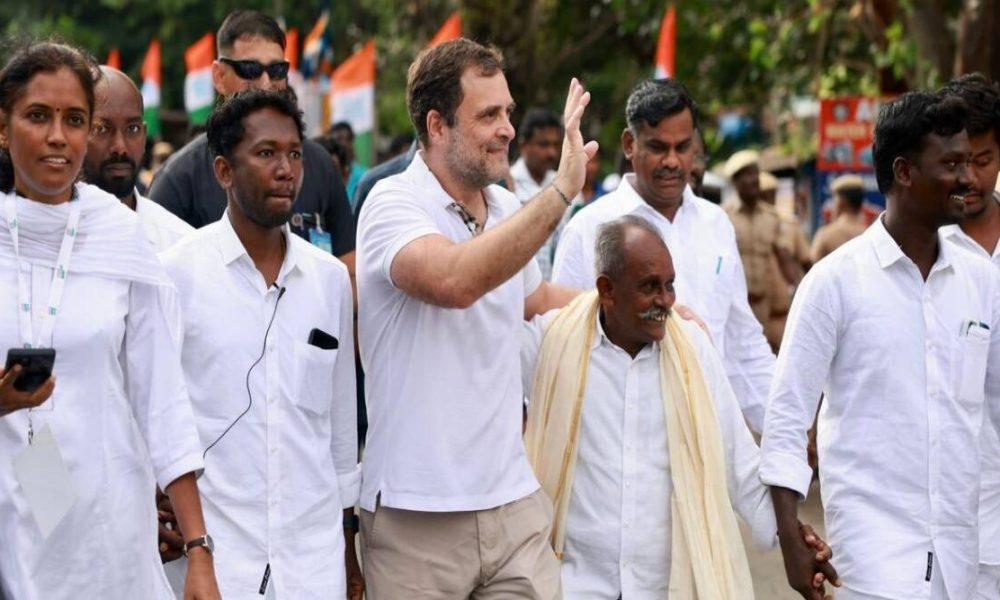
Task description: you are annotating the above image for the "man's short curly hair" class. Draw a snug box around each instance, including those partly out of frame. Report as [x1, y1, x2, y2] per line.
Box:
[206, 89, 304, 162]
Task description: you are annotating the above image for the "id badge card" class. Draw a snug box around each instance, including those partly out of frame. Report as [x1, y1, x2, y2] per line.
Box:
[12, 424, 77, 538]
[309, 229, 333, 254]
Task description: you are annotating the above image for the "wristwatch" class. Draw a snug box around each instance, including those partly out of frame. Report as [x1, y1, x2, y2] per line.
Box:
[183, 534, 215, 557]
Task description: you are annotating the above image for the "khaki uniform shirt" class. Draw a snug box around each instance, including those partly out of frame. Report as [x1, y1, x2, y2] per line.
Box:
[725, 202, 788, 324]
[810, 212, 868, 263]
[764, 215, 811, 349]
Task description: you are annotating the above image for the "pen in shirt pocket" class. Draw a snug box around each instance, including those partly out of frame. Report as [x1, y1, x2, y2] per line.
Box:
[962, 319, 991, 336]
[715, 256, 722, 275]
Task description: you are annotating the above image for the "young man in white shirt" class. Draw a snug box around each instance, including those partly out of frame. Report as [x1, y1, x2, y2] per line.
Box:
[939, 73, 1000, 600]
[522, 216, 835, 600]
[83, 67, 193, 252]
[762, 91, 1000, 600]
[356, 39, 594, 598]
[159, 90, 362, 599]
[553, 79, 774, 434]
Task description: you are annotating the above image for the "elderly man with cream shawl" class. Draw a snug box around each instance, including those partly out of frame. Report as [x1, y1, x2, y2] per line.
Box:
[522, 215, 833, 599]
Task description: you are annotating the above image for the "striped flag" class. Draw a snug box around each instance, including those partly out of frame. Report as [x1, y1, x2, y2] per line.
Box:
[184, 33, 215, 125]
[329, 40, 376, 167]
[654, 5, 676, 78]
[105, 47, 121, 69]
[302, 11, 331, 79]
[428, 12, 462, 49]
[141, 39, 162, 138]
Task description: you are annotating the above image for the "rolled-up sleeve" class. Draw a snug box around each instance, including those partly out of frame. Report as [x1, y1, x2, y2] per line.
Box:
[759, 266, 839, 500]
[331, 267, 361, 507]
[124, 282, 204, 490]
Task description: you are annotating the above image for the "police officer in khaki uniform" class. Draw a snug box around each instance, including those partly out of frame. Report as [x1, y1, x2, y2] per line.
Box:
[810, 174, 869, 263]
[758, 171, 810, 349]
[723, 150, 799, 328]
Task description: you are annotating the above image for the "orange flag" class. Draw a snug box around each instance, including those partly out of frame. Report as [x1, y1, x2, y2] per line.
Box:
[654, 5, 676, 78]
[105, 47, 121, 69]
[428, 12, 462, 49]
[285, 27, 300, 72]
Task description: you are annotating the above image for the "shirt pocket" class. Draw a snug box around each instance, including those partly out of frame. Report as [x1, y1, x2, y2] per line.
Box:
[291, 340, 338, 417]
[958, 327, 990, 405]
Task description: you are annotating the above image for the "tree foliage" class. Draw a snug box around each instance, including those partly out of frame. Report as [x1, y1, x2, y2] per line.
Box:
[2, 0, 997, 158]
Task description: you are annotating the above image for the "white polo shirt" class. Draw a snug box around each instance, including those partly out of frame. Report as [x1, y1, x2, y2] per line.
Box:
[356, 151, 543, 513]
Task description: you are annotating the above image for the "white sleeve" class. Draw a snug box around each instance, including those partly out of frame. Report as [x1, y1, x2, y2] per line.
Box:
[523, 256, 543, 298]
[759, 266, 840, 499]
[124, 282, 204, 490]
[721, 246, 775, 434]
[520, 311, 554, 397]
[330, 269, 360, 507]
[690, 323, 777, 550]
[551, 220, 596, 290]
[357, 186, 439, 288]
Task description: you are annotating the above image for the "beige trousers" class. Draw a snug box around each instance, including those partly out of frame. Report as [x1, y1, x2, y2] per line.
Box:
[360, 488, 562, 599]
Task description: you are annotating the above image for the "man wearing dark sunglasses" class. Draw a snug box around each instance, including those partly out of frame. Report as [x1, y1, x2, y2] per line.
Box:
[150, 10, 356, 276]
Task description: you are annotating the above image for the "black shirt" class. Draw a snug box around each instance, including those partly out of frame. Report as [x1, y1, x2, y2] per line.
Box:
[149, 133, 356, 256]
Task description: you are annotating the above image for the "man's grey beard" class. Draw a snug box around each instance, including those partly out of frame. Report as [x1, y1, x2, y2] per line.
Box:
[445, 142, 506, 190]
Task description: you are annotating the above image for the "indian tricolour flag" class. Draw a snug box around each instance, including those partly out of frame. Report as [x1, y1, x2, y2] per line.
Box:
[329, 40, 375, 167]
[184, 33, 215, 125]
[141, 39, 161, 138]
[654, 5, 676, 78]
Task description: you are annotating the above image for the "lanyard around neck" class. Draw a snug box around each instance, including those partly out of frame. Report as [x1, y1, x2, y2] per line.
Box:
[4, 194, 82, 349]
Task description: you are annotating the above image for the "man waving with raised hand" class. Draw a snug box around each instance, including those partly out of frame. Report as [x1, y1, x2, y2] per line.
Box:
[355, 38, 595, 599]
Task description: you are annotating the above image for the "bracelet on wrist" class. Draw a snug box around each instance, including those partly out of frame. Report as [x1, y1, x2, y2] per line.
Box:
[551, 182, 571, 206]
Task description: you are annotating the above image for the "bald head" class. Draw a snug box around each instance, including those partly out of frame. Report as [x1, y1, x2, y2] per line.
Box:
[97, 66, 143, 113]
[84, 67, 147, 203]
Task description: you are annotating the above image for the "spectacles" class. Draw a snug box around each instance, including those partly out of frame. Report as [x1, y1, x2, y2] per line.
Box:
[219, 58, 290, 81]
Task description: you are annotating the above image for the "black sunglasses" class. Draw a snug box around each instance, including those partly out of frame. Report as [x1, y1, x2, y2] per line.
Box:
[219, 58, 290, 81]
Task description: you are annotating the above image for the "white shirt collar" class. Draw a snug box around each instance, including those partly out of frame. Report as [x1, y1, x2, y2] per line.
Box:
[510, 156, 553, 188]
[867, 214, 955, 274]
[214, 210, 305, 279]
[594, 307, 658, 357]
[616, 173, 697, 222]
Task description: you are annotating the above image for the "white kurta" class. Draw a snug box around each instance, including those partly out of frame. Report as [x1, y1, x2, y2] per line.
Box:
[521, 314, 777, 599]
[0, 194, 203, 599]
[159, 215, 360, 599]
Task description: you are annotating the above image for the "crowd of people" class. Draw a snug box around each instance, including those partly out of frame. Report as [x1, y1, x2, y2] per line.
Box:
[0, 8, 998, 600]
